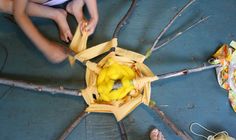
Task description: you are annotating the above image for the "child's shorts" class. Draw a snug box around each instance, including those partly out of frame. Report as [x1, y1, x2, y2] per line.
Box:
[43, 0, 70, 6]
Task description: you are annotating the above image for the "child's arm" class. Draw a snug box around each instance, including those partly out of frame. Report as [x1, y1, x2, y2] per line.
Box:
[83, 0, 99, 35]
[13, 0, 67, 63]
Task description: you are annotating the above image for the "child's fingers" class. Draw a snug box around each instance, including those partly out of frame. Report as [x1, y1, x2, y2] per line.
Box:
[62, 35, 68, 43]
[79, 19, 97, 35]
[63, 31, 73, 43]
[87, 28, 95, 36]
[80, 21, 88, 33]
[68, 31, 73, 41]
[65, 36, 69, 43]
[85, 21, 97, 35]
[86, 25, 95, 36]
[64, 33, 70, 43]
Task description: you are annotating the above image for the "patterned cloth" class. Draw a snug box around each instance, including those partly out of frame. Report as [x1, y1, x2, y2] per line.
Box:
[209, 41, 236, 112]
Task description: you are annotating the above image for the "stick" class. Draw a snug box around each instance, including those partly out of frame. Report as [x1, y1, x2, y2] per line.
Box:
[146, 0, 195, 57]
[58, 111, 89, 140]
[152, 16, 210, 52]
[149, 102, 192, 140]
[0, 77, 81, 96]
[112, 64, 220, 89]
[151, 0, 195, 51]
[112, 0, 137, 38]
[118, 121, 128, 140]
[157, 63, 220, 80]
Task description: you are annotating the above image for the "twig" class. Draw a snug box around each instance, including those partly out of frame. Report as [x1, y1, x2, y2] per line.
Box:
[113, 64, 220, 88]
[146, 0, 195, 57]
[152, 16, 210, 52]
[151, 0, 195, 50]
[157, 63, 220, 80]
[112, 0, 137, 38]
[58, 111, 89, 140]
[149, 102, 192, 140]
[118, 121, 128, 140]
[0, 77, 81, 96]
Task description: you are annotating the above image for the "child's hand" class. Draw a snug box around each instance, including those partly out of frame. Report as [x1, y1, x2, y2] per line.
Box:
[85, 18, 98, 36]
[66, 0, 99, 36]
[12, 1, 69, 63]
[80, 18, 98, 35]
[43, 41, 68, 63]
[84, 0, 99, 35]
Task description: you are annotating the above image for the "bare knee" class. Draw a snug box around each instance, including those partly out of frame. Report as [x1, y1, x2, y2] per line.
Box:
[0, 0, 13, 14]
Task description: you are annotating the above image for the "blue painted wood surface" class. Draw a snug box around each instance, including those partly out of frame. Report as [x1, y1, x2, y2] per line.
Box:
[0, 0, 236, 139]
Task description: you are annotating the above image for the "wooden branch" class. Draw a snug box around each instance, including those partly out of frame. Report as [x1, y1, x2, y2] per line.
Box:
[152, 16, 210, 52]
[118, 121, 128, 140]
[157, 63, 220, 80]
[112, 0, 137, 38]
[149, 102, 192, 140]
[0, 77, 81, 96]
[146, 0, 195, 57]
[113, 64, 219, 89]
[151, 0, 195, 51]
[58, 111, 89, 140]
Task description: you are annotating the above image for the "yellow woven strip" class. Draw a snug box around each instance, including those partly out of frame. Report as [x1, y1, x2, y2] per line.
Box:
[133, 62, 157, 105]
[112, 56, 134, 66]
[85, 68, 98, 87]
[115, 47, 146, 63]
[112, 94, 142, 121]
[86, 104, 115, 113]
[133, 76, 158, 91]
[81, 87, 96, 105]
[97, 52, 116, 67]
[142, 83, 151, 105]
[68, 56, 76, 66]
[70, 26, 81, 53]
[74, 38, 118, 62]
[77, 32, 88, 52]
[85, 68, 91, 86]
[85, 61, 101, 74]
[69, 24, 88, 65]
[212, 44, 229, 59]
[69, 25, 88, 53]
[135, 62, 156, 77]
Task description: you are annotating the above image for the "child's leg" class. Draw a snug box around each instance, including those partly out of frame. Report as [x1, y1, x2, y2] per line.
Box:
[0, 0, 72, 42]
